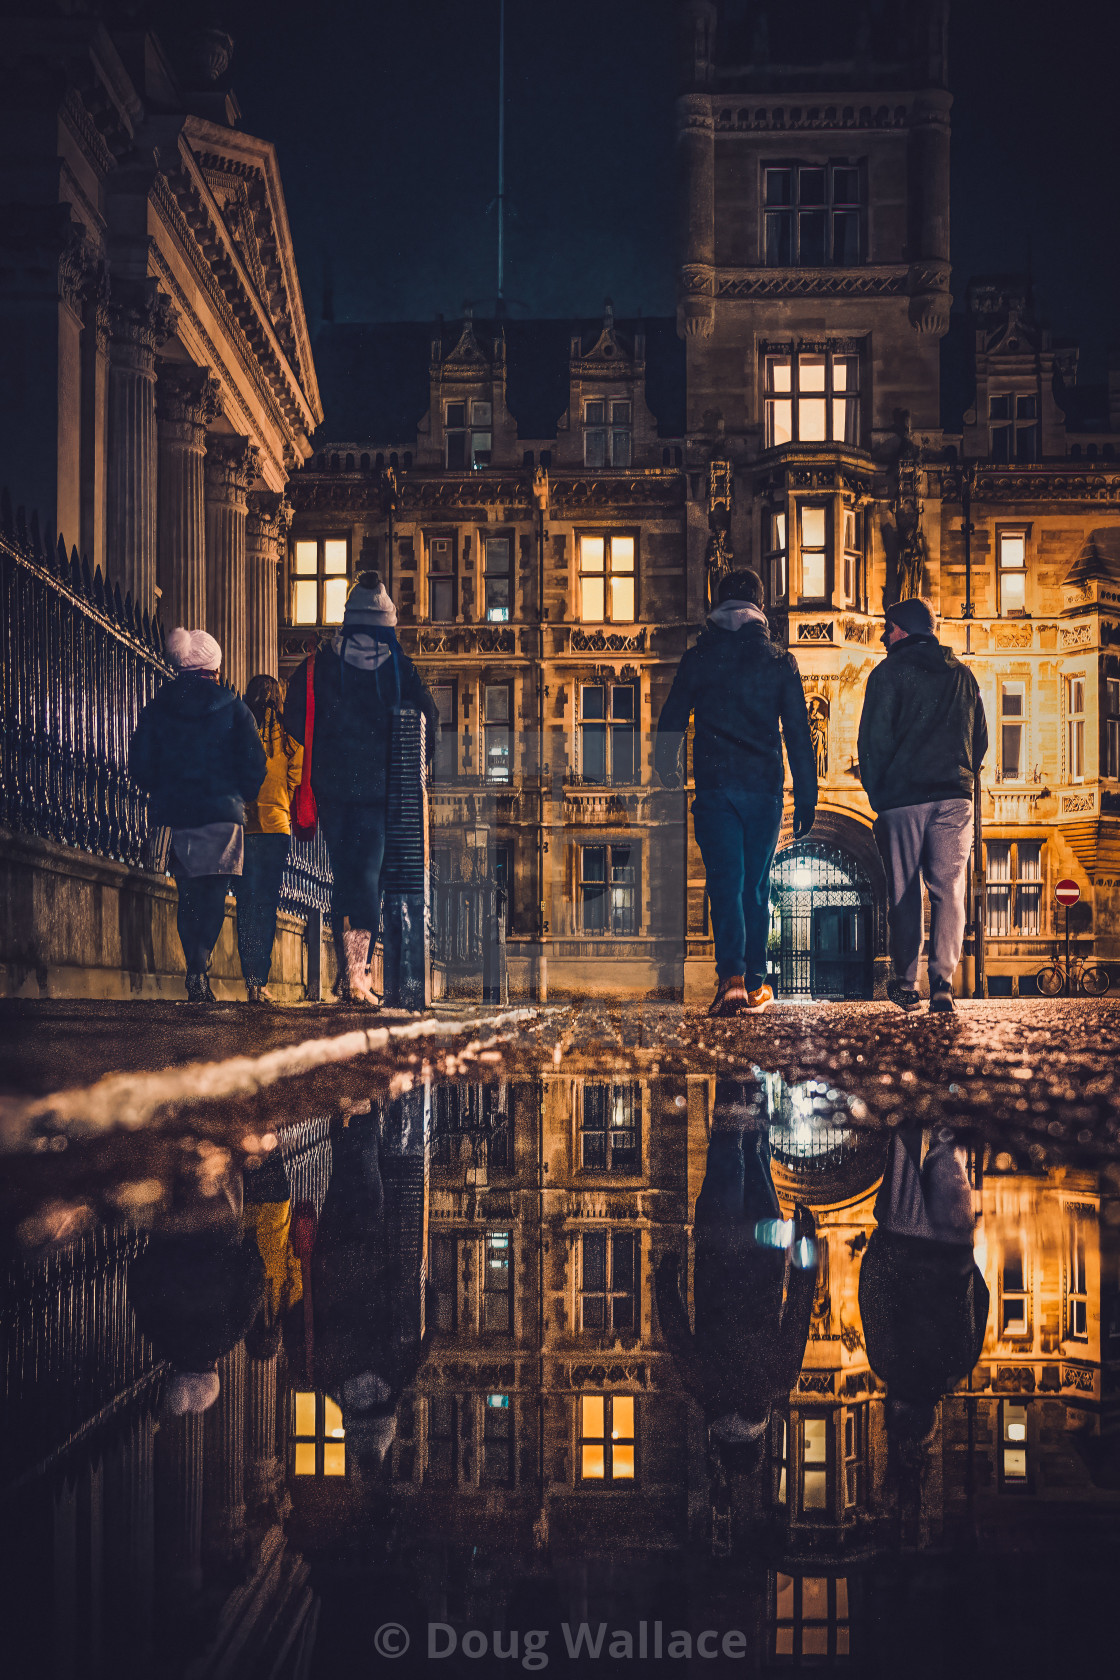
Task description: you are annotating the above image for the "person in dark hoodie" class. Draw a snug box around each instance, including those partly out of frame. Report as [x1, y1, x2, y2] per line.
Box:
[284, 573, 439, 1005]
[858, 1122, 989, 1465]
[857, 597, 988, 1013]
[655, 570, 817, 1017]
[286, 1103, 432, 1478]
[130, 628, 267, 1003]
[656, 1080, 818, 1471]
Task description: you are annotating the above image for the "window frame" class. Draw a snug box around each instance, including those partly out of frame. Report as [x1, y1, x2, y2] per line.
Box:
[999, 1400, 1030, 1491]
[772, 1572, 851, 1662]
[1066, 674, 1087, 783]
[797, 502, 831, 602]
[578, 840, 640, 936]
[290, 1389, 346, 1479]
[580, 1229, 640, 1334]
[578, 681, 639, 786]
[984, 839, 1043, 939]
[842, 1404, 867, 1510]
[763, 349, 861, 449]
[764, 506, 789, 603]
[577, 531, 637, 624]
[583, 397, 632, 468]
[1066, 1209, 1089, 1343]
[998, 680, 1027, 783]
[445, 398, 492, 469]
[579, 1082, 642, 1175]
[996, 527, 1029, 617]
[762, 162, 863, 267]
[798, 1411, 831, 1516]
[290, 535, 350, 628]
[842, 505, 863, 607]
[577, 1392, 637, 1485]
[429, 680, 458, 783]
[483, 682, 513, 785]
[989, 393, 1039, 462]
[482, 533, 513, 624]
[1106, 677, 1120, 780]
[426, 533, 458, 622]
[999, 1232, 1031, 1340]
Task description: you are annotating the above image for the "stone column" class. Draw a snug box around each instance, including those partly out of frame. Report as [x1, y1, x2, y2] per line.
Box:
[203, 1341, 247, 1567]
[245, 1350, 281, 1511]
[156, 365, 219, 634]
[245, 491, 288, 679]
[103, 1409, 156, 1672]
[676, 92, 715, 341]
[106, 281, 176, 614]
[155, 1410, 205, 1599]
[79, 268, 111, 576]
[204, 436, 258, 693]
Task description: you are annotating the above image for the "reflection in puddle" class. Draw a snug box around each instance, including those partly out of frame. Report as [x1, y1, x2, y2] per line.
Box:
[4, 1069, 1120, 1675]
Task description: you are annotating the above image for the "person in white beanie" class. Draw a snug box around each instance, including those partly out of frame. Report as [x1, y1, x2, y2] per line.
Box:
[130, 628, 266, 1001]
[283, 573, 438, 1006]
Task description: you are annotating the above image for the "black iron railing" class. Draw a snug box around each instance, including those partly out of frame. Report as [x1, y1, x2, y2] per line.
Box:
[0, 504, 171, 866]
[279, 827, 333, 921]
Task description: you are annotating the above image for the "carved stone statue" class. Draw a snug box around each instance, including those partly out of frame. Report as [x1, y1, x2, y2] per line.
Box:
[807, 696, 829, 780]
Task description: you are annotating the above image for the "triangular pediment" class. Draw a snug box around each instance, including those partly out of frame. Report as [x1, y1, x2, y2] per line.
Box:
[442, 317, 490, 367]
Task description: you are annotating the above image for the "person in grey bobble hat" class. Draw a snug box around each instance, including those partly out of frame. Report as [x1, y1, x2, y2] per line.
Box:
[284, 573, 439, 1005]
[858, 597, 988, 1013]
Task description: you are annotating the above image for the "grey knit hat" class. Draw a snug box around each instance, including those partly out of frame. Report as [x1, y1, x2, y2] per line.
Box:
[884, 597, 936, 639]
[343, 570, 397, 628]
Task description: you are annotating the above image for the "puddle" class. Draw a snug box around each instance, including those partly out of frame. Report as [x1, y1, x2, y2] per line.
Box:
[3, 1058, 1120, 1676]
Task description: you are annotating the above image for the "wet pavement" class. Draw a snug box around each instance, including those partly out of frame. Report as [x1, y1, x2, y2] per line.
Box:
[3, 999, 1120, 1676]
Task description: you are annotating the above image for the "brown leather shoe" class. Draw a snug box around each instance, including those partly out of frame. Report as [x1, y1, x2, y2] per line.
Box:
[743, 983, 774, 1013]
[709, 975, 748, 1017]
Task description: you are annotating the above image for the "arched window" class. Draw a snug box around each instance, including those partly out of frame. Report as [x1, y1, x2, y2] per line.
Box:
[360, 452, 370, 470]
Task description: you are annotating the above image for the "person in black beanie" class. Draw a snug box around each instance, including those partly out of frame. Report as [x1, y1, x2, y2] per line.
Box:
[857, 597, 988, 1013]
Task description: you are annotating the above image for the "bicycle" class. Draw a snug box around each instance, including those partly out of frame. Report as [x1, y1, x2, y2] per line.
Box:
[1035, 954, 1111, 997]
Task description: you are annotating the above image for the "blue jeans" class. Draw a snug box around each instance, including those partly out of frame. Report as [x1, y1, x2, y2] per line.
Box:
[692, 788, 783, 986]
[232, 833, 290, 984]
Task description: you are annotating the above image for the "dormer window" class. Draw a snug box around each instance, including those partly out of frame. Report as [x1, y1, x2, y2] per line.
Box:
[446, 399, 492, 469]
[584, 399, 631, 468]
[990, 394, 1038, 461]
[764, 165, 861, 267]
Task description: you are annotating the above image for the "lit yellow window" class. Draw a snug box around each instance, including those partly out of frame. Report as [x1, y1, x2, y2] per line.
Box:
[291, 1389, 346, 1477]
[290, 536, 350, 626]
[578, 534, 636, 624]
[579, 1393, 635, 1482]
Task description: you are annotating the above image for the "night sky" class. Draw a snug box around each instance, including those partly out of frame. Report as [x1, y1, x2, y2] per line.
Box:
[207, 0, 1119, 381]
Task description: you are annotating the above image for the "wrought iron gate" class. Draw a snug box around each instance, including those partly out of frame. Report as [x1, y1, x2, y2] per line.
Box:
[769, 841, 874, 1000]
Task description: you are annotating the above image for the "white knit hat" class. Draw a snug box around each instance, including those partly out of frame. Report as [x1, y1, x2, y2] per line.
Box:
[343, 572, 397, 629]
[166, 627, 222, 672]
[162, 1370, 221, 1415]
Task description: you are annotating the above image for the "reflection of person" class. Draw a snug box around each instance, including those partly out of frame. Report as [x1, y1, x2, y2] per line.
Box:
[655, 569, 817, 1018]
[859, 1124, 990, 1456]
[857, 598, 988, 1014]
[233, 675, 302, 1004]
[128, 1200, 265, 1416]
[242, 1147, 303, 1356]
[289, 1109, 431, 1475]
[656, 1081, 818, 1469]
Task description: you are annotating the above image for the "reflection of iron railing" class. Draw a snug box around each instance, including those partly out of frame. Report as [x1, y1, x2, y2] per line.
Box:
[0, 512, 172, 866]
[430, 871, 508, 1001]
[1, 1225, 160, 1489]
[278, 828, 334, 920]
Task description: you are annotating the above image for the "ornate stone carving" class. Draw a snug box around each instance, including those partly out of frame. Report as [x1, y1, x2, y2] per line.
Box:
[797, 1371, 835, 1394]
[1060, 623, 1092, 647]
[797, 621, 834, 642]
[993, 624, 1033, 650]
[570, 628, 646, 654]
[808, 695, 829, 779]
[1061, 1364, 1095, 1393]
[714, 101, 910, 133]
[156, 364, 221, 432]
[719, 267, 906, 299]
[1061, 793, 1095, 814]
[108, 283, 178, 365]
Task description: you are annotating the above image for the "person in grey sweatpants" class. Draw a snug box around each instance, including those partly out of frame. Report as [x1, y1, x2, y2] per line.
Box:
[858, 598, 988, 1013]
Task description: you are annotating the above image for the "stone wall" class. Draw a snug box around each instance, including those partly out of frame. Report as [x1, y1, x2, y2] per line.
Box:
[0, 829, 337, 1002]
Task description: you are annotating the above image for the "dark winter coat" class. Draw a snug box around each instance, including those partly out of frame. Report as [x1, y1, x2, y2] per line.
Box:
[128, 1231, 265, 1371]
[654, 618, 817, 806]
[130, 675, 267, 827]
[857, 634, 988, 813]
[283, 642, 440, 805]
[656, 1245, 817, 1422]
[858, 1228, 990, 1404]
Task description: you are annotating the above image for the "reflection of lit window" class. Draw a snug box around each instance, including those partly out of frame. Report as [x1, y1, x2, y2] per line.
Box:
[579, 844, 638, 935]
[801, 1415, 828, 1511]
[772, 1412, 788, 1505]
[484, 684, 512, 784]
[581, 1231, 639, 1331]
[1067, 1212, 1088, 1341]
[430, 682, 457, 782]
[579, 1394, 635, 1482]
[843, 1406, 865, 1508]
[1000, 1235, 1029, 1337]
[986, 841, 1042, 938]
[997, 529, 1027, 615]
[426, 1395, 460, 1483]
[580, 683, 638, 786]
[291, 537, 348, 626]
[773, 1573, 850, 1660]
[1001, 1401, 1029, 1486]
[483, 1393, 513, 1484]
[581, 1084, 640, 1172]
[482, 1230, 512, 1332]
[578, 534, 636, 622]
[483, 536, 511, 622]
[291, 1390, 345, 1477]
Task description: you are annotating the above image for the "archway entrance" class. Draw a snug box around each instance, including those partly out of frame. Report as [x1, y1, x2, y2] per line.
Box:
[769, 841, 875, 1000]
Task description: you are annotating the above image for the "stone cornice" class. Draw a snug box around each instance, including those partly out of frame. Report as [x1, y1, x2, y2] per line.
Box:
[205, 435, 259, 501]
[288, 470, 686, 517]
[709, 92, 916, 131]
[953, 466, 1120, 504]
[717, 265, 909, 299]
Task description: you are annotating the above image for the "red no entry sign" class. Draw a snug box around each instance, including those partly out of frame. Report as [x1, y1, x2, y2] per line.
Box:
[1055, 878, 1081, 907]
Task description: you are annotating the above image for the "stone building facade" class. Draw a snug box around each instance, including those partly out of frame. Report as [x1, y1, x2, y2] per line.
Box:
[0, 11, 322, 691]
[287, 313, 690, 1000]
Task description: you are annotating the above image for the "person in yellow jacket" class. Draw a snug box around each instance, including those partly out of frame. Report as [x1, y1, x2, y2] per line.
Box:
[233, 675, 303, 1003]
[242, 1148, 303, 1368]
